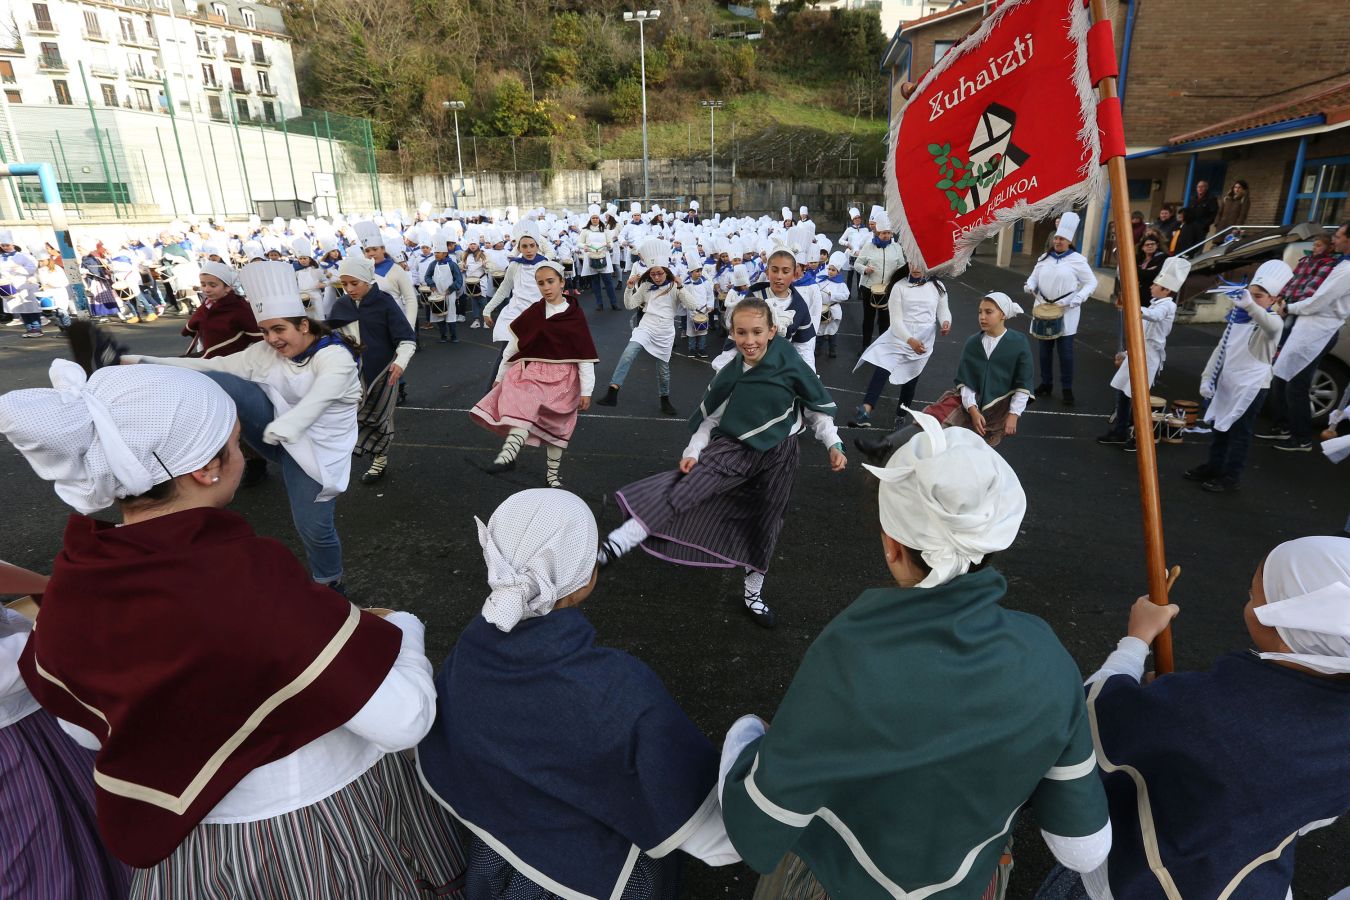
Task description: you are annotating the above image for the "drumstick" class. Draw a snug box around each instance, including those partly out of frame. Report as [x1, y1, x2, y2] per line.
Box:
[1165, 565, 1181, 592]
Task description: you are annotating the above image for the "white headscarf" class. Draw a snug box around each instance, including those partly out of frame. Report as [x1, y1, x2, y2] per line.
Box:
[1255, 536, 1350, 675]
[985, 291, 1025, 320]
[863, 407, 1026, 588]
[477, 489, 599, 632]
[337, 254, 375, 284]
[0, 360, 237, 514]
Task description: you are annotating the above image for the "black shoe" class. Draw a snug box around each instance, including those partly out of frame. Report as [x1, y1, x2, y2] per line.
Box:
[660, 395, 679, 417]
[327, 580, 347, 597]
[1274, 438, 1313, 452]
[438, 337, 449, 343]
[597, 385, 619, 407]
[241, 458, 268, 487]
[1034, 384, 1052, 398]
[1096, 432, 1128, 445]
[1202, 476, 1240, 492]
[1256, 426, 1291, 440]
[65, 319, 129, 375]
[1061, 389, 1075, 406]
[1183, 464, 1217, 482]
[1123, 437, 1138, 452]
[484, 458, 517, 475]
[396, 386, 407, 407]
[743, 592, 776, 629]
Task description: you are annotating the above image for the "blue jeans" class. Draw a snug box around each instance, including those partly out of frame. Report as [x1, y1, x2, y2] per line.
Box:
[203, 372, 344, 584]
[121, 288, 156, 318]
[1106, 389, 1132, 437]
[1207, 388, 1267, 481]
[1038, 334, 1075, 389]
[688, 333, 706, 354]
[609, 340, 670, 396]
[591, 272, 618, 309]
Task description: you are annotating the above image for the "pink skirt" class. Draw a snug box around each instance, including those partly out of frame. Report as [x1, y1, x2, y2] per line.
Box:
[471, 360, 581, 449]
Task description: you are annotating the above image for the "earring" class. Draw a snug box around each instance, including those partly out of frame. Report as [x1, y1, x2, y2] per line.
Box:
[212, 476, 220, 483]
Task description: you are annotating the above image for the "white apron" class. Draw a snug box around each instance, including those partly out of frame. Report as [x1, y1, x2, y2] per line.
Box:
[855, 281, 942, 385]
[428, 260, 459, 324]
[1110, 300, 1175, 397]
[1273, 315, 1341, 380]
[1, 252, 39, 315]
[492, 259, 543, 342]
[580, 229, 612, 277]
[681, 279, 713, 337]
[295, 267, 324, 309]
[1204, 322, 1271, 431]
[259, 350, 358, 501]
[631, 283, 681, 363]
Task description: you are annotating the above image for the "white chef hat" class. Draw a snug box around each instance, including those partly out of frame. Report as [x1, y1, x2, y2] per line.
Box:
[798, 205, 809, 217]
[683, 247, 703, 272]
[241, 241, 266, 262]
[863, 407, 1026, 588]
[587, 204, 601, 218]
[984, 291, 1024, 320]
[781, 206, 792, 221]
[629, 201, 642, 215]
[0, 228, 14, 245]
[638, 237, 673, 270]
[240, 260, 305, 322]
[317, 236, 339, 255]
[512, 219, 543, 245]
[689, 200, 699, 212]
[477, 489, 598, 632]
[1152, 256, 1191, 294]
[337, 254, 376, 284]
[418, 200, 433, 217]
[199, 261, 238, 288]
[872, 208, 893, 232]
[849, 207, 861, 219]
[731, 264, 750, 288]
[290, 236, 312, 259]
[432, 226, 457, 252]
[0, 360, 237, 514]
[1054, 212, 1081, 243]
[353, 220, 383, 250]
[1256, 536, 1350, 674]
[828, 251, 847, 271]
[1250, 259, 1294, 297]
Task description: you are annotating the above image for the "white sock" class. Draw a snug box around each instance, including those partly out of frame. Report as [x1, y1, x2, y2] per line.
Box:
[494, 428, 528, 465]
[598, 518, 649, 564]
[546, 445, 563, 487]
[743, 569, 768, 611]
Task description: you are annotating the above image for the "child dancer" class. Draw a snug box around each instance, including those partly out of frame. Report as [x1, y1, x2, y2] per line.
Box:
[1182, 260, 1293, 492]
[471, 260, 597, 488]
[598, 297, 847, 628]
[596, 238, 699, 416]
[423, 228, 464, 344]
[680, 248, 715, 359]
[817, 251, 848, 360]
[713, 245, 817, 372]
[1096, 256, 1186, 450]
[852, 265, 951, 429]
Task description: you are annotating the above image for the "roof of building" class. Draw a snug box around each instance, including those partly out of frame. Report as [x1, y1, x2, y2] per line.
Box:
[894, 0, 983, 36]
[1168, 76, 1350, 145]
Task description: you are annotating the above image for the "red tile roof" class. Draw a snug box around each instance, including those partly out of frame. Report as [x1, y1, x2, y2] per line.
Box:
[1169, 77, 1350, 145]
[896, 1, 983, 34]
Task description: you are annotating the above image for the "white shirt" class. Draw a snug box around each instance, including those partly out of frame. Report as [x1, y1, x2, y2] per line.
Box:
[61, 611, 437, 824]
[0, 608, 39, 729]
[958, 331, 1030, 416]
[1025, 252, 1098, 337]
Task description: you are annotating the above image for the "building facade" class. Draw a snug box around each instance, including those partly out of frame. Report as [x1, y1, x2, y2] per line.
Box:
[0, 0, 298, 125]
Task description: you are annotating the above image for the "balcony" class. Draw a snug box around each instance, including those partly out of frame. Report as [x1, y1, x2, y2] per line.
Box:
[38, 54, 68, 72]
[202, 80, 222, 90]
[222, 48, 243, 62]
[89, 63, 120, 78]
[121, 33, 159, 50]
[256, 85, 276, 97]
[27, 19, 58, 36]
[83, 28, 109, 42]
[229, 82, 249, 93]
[125, 67, 163, 83]
[252, 52, 271, 67]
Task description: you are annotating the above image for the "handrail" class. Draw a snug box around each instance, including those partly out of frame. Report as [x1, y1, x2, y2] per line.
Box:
[1174, 224, 1284, 259]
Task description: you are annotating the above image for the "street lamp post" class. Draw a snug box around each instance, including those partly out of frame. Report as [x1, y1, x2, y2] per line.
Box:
[700, 99, 722, 212]
[442, 100, 465, 210]
[623, 9, 660, 206]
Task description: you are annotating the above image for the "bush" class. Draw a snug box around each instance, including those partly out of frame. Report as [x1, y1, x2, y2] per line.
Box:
[610, 78, 644, 125]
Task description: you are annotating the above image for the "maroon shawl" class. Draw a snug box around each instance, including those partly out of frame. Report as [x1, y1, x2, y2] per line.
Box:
[18, 508, 401, 867]
[508, 298, 598, 364]
[182, 292, 261, 358]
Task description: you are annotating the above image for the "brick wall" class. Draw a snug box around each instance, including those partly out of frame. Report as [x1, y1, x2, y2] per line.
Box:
[1219, 129, 1350, 224]
[1122, 0, 1350, 145]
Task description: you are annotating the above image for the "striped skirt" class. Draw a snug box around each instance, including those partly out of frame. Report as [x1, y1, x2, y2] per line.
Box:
[465, 836, 680, 900]
[355, 365, 400, 458]
[0, 709, 130, 900]
[131, 751, 467, 899]
[615, 434, 799, 574]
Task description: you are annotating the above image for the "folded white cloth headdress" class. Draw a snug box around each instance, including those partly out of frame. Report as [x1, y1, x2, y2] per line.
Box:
[477, 489, 598, 632]
[1255, 536, 1350, 675]
[862, 407, 1026, 588]
[0, 360, 236, 514]
[985, 291, 1024, 320]
[199, 261, 238, 289]
[337, 254, 376, 284]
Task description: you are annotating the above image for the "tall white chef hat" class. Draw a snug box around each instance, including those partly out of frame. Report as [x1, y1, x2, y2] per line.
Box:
[353, 220, 383, 250]
[1152, 256, 1192, 294]
[290, 236, 312, 259]
[239, 260, 305, 322]
[780, 206, 792, 221]
[1054, 212, 1081, 244]
[1250, 259, 1294, 298]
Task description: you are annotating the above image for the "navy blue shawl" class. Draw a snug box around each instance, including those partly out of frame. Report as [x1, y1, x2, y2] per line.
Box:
[326, 286, 416, 387]
[417, 609, 719, 899]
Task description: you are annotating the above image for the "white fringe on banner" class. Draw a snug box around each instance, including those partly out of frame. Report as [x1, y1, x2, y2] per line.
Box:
[885, 0, 1105, 277]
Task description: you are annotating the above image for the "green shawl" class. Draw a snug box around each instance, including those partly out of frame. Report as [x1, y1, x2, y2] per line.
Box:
[691, 337, 836, 451]
[954, 330, 1034, 410]
[722, 568, 1107, 899]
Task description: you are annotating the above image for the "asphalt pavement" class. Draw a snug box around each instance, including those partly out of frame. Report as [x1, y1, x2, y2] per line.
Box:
[1, 265, 1347, 897]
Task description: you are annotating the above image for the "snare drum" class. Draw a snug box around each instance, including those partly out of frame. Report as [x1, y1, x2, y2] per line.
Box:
[1030, 302, 1065, 341]
[1149, 397, 1168, 442]
[1172, 400, 1199, 428]
[1163, 417, 1186, 444]
[690, 310, 710, 335]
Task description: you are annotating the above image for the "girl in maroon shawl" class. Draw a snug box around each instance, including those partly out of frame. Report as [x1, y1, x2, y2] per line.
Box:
[472, 260, 598, 488]
[0, 361, 466, 898]
[181, 260, 261, 359]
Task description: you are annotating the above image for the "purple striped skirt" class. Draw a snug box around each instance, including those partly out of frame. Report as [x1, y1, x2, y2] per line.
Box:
[0, 708, 130, 899]
[616, 434, 800, 574]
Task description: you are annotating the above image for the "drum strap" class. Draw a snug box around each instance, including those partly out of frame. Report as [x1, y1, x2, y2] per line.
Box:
[1037, 291, 1074, 304]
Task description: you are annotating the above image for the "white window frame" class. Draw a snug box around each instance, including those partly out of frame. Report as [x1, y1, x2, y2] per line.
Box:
[240, 7, 255, 29]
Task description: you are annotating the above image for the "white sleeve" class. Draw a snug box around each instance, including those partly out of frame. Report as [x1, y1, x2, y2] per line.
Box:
[718, 714, 767, 803]
[683, 413, 719, 460]
[485, 264, 516, 315]
[496, 333, 520, 383]
[128, 342, 261, 378]
[0, 628, 30, 705]
[887, 285, 912, 343]
[578, 361, 595, 397]
[341, 611, 437, 752]
[624, 283, 645, 310]
[1085, 636, 1149, 686]
[960, 386, 978, 410]
[1286, 262, 1350, 317]
[674, 801, 741, 866]
[1140, 300, 1173, 322]
[393, 340, 417, 372]
[1069, 256, 1098, 306]
[59, 718, 103, 750]
[1042, 822, 1112, 873]
[1024, 267, 1039, 297]
[937, 288, 953, 327]
[794, 339, 817, 372]
[1009, 392, 1029, 416]
[803, 407, 841, 451]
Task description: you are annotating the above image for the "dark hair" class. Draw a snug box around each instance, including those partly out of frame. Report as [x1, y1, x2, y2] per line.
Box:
[279, 316, 365, 356]
[1232, 179, 1249, 191]
[1139, 230, 1164, 249]
[121, 442, 232, 508]
[885, 264, 946, 298]
[729, 296, 774, 329]
[639, 265, 673, 286]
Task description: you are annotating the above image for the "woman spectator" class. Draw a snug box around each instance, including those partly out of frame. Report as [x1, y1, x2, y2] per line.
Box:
[1213, 179, 1251, 237]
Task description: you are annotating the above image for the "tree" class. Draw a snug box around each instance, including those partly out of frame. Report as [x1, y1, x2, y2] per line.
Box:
[610, 79, 644, 125]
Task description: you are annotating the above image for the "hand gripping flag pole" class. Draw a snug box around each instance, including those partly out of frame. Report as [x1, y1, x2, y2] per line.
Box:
[1087, 0, 1175, 673]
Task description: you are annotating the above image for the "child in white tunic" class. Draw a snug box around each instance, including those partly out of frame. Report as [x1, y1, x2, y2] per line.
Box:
[1182, 260, 1294, 492]
[1095, 257, 1185, 450]
[596, 239, 700, 417]
[852, 267, 951, 429]
[816, 252, 848, 359]
[680, 249, 715, 359]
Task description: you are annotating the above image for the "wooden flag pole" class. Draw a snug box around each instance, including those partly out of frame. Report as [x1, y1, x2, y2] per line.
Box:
[1088, 0, 1175, 673]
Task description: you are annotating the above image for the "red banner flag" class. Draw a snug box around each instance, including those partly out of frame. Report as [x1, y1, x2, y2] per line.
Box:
[886, 0, 1103, 274]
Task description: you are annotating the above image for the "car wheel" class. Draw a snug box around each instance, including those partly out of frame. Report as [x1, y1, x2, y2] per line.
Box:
[1311, 359, 1348, 424]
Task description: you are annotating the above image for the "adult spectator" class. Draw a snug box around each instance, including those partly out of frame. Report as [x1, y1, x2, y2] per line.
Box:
[1191, 180, 1220, 234]
[1130, 210, 1147, 245]
[1136, 231, 1169, 294]
[1266, 222, 1350, 451]
[1151, 205, 1179, 245]
[1213, 180, 1251, 236]
[1173, 207, 1208, 255]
